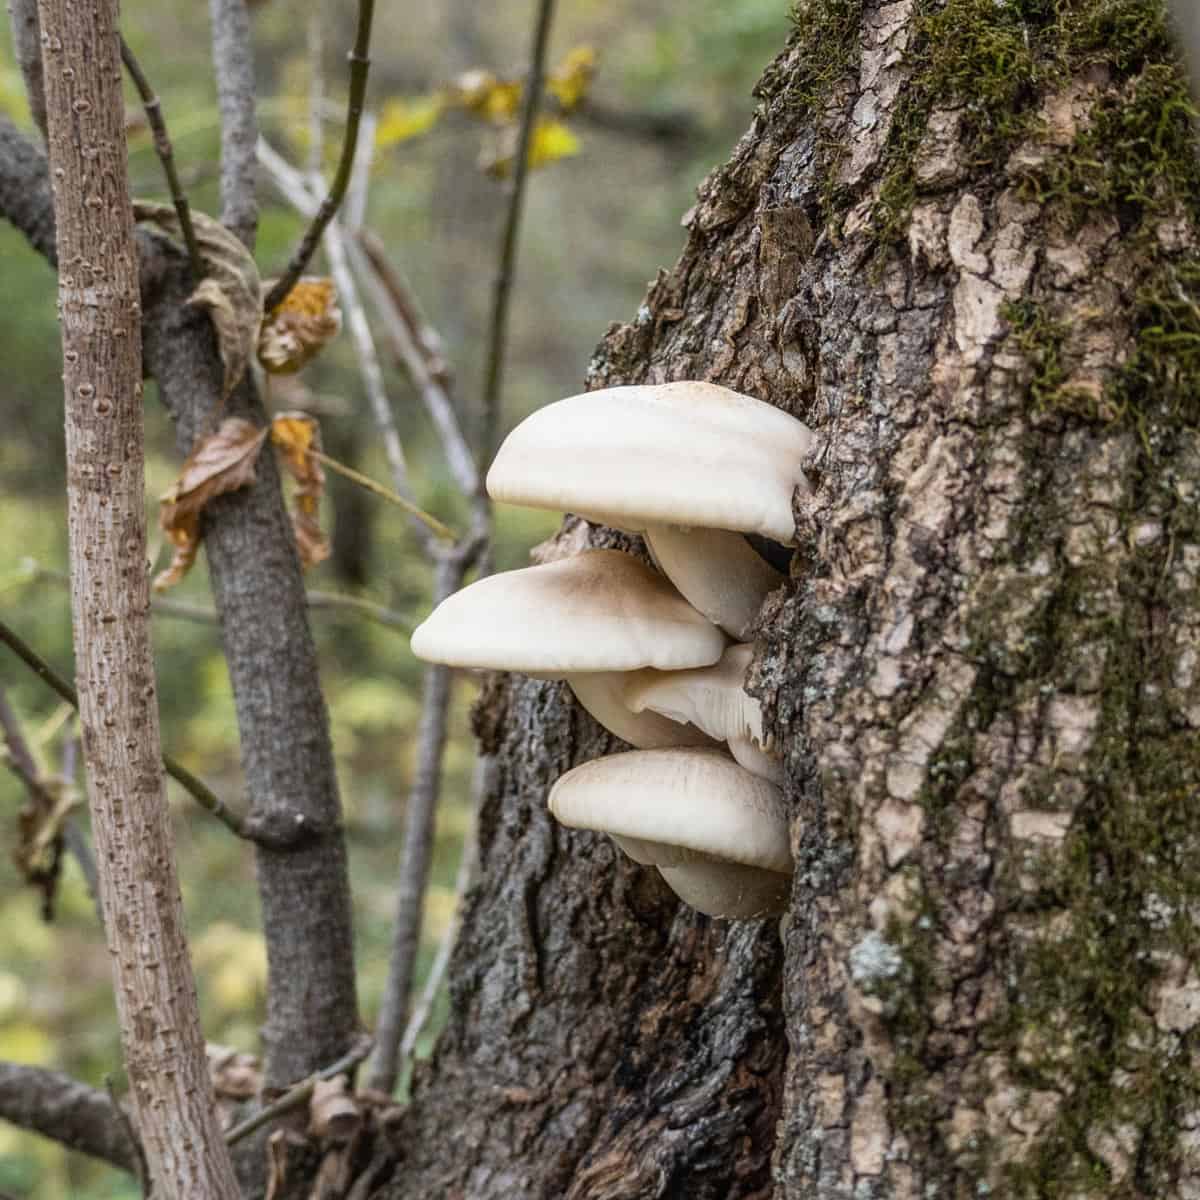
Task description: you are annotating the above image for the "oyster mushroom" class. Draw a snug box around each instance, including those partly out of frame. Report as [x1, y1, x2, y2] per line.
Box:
[409, 549, 725, 749]
[487, 381, 814, 639]
[549, 747, 792, 919]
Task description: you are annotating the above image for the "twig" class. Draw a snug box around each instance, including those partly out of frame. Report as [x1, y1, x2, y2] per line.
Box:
[104, 1076, 149, 1193]
[209, 0, 259, 248]
[257, 137, 446, 552]
[310, 447, 456, 542]
[223, 1034, 373, 1147]
[366, 556, 465, 1095]
[262, 0, 376, 311]
[354, 229, 481, 500]
[0, 619, 250, 840]
[13, 559, 413, 632]
[479, 0, 559, 468]
[345, 111, 376, 232]
[118, 35, 203, 280]
[398, 803, 478, 1063]
[59, 731, 101, 914]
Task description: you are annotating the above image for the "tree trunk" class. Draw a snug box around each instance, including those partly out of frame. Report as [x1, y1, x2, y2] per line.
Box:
[37, 0, 239, 1193]
[379, 1, 1200, 1196]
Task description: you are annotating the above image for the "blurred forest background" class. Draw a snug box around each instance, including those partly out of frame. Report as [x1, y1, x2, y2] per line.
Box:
[0, 1, 787, 1194]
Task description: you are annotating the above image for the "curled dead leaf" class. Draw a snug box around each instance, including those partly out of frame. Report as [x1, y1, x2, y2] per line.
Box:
[308, 1076, 361, 1142]
[269, 412, 331, 569]
[258, 277, 342, 375]
[14, 774, 77, 920]
[154, 418, 269, 591]
[134, 202, 263, 398]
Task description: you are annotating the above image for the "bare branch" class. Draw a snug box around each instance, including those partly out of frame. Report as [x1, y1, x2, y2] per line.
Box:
[398, 791, 480, 1064]
[6, 0, 46, 135]
[355, 229, 481, 500]
[59, 730, 101, 915]
[119, 35, 203, 279]
[366, 556, 466, 1095]
[479, 0, 559, 468]
[0, 619, 251, 839]
[209, 0, 259, 247]
[262, 0, 377, 311]
[345, 111, 376, 232]
[223, 1033, 373, 1147]
[257, 137, 439, 555]
[0, 1061, 139, 1173]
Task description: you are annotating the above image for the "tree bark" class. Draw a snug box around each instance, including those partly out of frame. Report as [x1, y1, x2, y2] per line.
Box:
[378, 1, 1200, 1196]
[37, 0, 239, 1193]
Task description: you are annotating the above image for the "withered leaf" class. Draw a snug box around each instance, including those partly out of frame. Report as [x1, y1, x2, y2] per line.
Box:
[154, 418, 269, 591]
[270, 412, 331, 569]
[14, 776, 77, 920]
[308, 1076, 362, 1142]
[133, 202, 263, 399]
[258, 277, 342, 375]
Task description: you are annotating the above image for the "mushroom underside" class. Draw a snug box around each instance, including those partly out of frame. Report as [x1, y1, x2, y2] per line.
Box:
[643, 523, 787, 641]
[562, 672, 716, 750]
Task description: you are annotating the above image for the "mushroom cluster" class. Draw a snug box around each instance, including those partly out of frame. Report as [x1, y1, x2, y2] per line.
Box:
[411, 381, 812, 919]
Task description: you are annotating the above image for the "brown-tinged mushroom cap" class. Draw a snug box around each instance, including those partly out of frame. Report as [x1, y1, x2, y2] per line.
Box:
[410, 550, 725, 748]
[486, 382, 813, 638]
[549, 747, 792, 918]
[624, 643, 782, 783]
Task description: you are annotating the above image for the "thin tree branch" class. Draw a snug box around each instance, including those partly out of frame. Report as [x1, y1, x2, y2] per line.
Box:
[479, 0, 558, 468]
[345, 111, 375, 232]
[209, 0, 259, 248]
[366, 556, 465, 1095]
[59, 730, 101, 915]
[118, 35, 203, 280]
[262, 0, 376, 311]
[257, 137, 441, 554]
[15, 558, 413, 632]
[0, 1061, 139, 1173]
[223, 1033, 373, 1147]
[6, 0, 46, 136]
[355, 229, 481, 501]
[398, 801, 478, 1064]
[0, 619, 251, 839]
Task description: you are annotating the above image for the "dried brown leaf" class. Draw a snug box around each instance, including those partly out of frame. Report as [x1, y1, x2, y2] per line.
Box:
[308, 1076, 361, 1142]
[134, 202, 264, 398]
[154, 418, 269, 591]
[258, 277, 342, 375]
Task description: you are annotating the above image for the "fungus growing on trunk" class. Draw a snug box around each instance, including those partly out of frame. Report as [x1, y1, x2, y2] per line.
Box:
[409, 549, 725, 749]
[486, 381, 814, 638]
[624, 643, 782, 783]
[549, 747, 792, 919]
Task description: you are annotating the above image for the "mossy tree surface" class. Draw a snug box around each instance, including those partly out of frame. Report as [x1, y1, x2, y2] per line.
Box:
[381, 1, 1200, 1197]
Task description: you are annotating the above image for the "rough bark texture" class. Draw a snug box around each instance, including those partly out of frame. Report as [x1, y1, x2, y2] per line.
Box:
[380, 1, 1200, 1197]
[2, 109, 359, 1192]
[37, 0, 239, 1193]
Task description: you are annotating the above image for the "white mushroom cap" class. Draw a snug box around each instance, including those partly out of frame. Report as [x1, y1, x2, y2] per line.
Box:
[486, 382, 812, 638]
[409, 549, 725, 748]
[549, 748, 792, 918]
[624, 643, 782, 784]
[487, 381, 812, 543]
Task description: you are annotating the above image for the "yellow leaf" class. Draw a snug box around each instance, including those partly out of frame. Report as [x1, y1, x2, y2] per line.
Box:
[269, 413, 331, 570]
[547, 45, 597, 113]
[482, 117, 582, 178]
[448, 69, 522, 124]
[375, 95, 444, 149]
[530, 117, 582, 167]
[258, 277, 342, 375]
